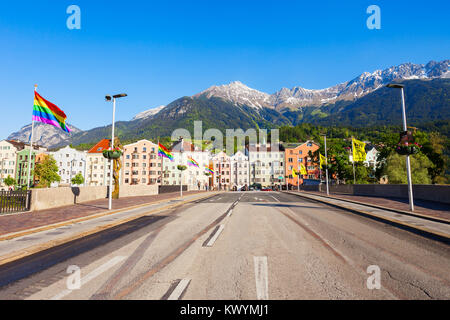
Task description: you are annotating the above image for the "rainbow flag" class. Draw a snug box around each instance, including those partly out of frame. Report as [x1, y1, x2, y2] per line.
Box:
[33, 91, 71, 133]
[158, 143, 173, 161]
[187, 156, 199, 167]
[205, 165, 214, 175]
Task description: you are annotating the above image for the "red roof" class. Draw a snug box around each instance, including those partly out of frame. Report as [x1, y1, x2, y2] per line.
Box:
[88, 139, 111, 153]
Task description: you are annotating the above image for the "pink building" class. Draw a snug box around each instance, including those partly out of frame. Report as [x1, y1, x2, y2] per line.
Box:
[211, 151, 231, 190]
[121, 140, 161, 185]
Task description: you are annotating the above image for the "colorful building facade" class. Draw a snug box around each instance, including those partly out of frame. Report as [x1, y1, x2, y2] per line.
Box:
[283, 141, 320, 187]
[121, 140, 160, 185]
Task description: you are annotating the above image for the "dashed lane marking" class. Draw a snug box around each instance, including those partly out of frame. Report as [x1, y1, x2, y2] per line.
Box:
[205, 225, 225, 247]
[166, 279, 191, 300]
[254, 256, 269, 300]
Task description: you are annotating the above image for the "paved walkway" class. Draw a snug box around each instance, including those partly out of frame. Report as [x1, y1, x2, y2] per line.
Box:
[0, 191, 204, 236]
[0, 191, 217, 266]
[286, 191, 450, 241]
[298, 191, 450, 221]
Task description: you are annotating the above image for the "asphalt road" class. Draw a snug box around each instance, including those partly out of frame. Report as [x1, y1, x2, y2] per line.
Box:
[0, 192, 448, 300]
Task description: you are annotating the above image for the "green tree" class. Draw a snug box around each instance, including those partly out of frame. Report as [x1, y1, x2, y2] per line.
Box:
[383, 153, 433, 184]
[34, 155, 61, 188]
[4, 175, 16, 188]
[71, 173, 85, 186]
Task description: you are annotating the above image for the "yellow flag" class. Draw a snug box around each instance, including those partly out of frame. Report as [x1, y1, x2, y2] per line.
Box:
[352, 138, 366, 162]
[319, 154, 327, 167]
[292, 169, 298, 178]
[299, 163, 307, 175]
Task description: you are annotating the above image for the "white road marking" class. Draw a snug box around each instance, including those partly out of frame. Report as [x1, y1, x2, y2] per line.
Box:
[270, 195, 280, 203]
[206, 224, 225, 247]
[253, 256, 269, 300]
[167, 279, 191, 300]
[227, 209, 233, 218]
[51, 256, 127, 300]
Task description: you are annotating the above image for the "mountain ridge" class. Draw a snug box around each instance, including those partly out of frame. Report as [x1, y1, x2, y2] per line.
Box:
[6, 59, 450, 147]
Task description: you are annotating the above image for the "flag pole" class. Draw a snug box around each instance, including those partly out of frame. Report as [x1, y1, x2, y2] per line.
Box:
[351, 137, 356, 184]
[158, 139, 164, 186]
[27, 85, 37, 189]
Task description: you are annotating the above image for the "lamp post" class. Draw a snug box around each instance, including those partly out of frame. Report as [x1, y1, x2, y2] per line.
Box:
[321, 134, 330, 196]
[105, 93, 127, 210]
[386, 84, 414, 211]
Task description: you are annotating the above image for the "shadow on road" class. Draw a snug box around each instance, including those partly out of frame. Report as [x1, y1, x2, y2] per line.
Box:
[252, 203, 319, 209]
[0, 214, 174, 290]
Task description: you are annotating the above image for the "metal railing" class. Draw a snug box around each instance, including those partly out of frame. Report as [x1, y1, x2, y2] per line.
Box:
[0, 190, 31, 214]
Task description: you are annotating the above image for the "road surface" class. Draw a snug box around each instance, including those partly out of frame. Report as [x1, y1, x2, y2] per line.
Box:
[0, 192, 448, 300]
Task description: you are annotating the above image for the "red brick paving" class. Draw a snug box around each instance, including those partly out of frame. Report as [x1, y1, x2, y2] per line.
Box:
[0, 191, 205, 236]
[302, 191, 450, 220]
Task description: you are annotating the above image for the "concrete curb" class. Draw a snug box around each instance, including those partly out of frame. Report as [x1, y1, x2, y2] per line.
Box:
[0, 192, 219, 267]
[285, 191, 450, 244]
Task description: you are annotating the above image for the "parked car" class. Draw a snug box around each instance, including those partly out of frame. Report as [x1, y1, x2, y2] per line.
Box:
[249, 183, 262, 191]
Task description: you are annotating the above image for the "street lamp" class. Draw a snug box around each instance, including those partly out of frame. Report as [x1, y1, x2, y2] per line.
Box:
[105, 93, 127, 210]
[320, 134, 330, 196]
[386, 84, 414, 211]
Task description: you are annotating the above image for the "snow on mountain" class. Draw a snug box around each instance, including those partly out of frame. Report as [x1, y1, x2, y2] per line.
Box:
[271, 60, 450, 109]
[193, 81, 272, 109]
[129, 60, 449, 114]
[7, 122, 82, 148]
[132, 105, 165, 120]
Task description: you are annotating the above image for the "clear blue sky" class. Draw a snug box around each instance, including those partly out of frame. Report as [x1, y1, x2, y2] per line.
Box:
[0, 0, 449, 138]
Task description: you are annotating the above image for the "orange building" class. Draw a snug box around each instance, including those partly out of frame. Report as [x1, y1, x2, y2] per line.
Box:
[283, 141, 320, 187]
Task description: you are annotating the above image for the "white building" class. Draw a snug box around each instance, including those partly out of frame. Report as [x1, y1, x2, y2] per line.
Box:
[364, 146, 379, 168]
[248, 143, 285, 188]
[50, 145, 87, 186]
[230, 151, 249, 190]
[162, 139, 210, 190]
[86, 139, 112, 186]
[0, 140, 18, 189]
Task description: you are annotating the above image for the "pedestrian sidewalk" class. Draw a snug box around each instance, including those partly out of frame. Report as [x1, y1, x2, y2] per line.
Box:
[286, 191, 450, 242]
[300, 191, 450, 221]
[0, 191, 216, 266]
[0, 191, 205, 237]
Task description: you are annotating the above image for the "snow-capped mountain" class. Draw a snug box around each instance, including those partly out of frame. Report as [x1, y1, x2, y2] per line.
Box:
[194, 81, 273, 109]
[7, 122, 82, 148]
[129, 59, 449, 118]
[271, 60, 450, 109]
[132, 105, 165, 120]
